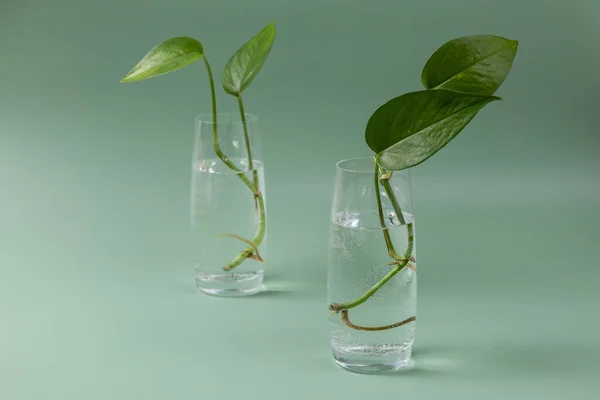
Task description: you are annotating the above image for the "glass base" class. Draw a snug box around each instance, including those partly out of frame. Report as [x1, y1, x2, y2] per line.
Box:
[195, 270, 263, 297]
[332, 345, 412, 374]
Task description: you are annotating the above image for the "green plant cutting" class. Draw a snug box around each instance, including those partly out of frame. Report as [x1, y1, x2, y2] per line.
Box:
[329, 34, 519, 331]
[119, 23, 276, 271]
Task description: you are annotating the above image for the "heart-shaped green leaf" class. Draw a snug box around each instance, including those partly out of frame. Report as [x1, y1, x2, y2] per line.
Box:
[120, 37, 204, 83]
[421, 35, 518, 95]
[222, 23, 276, 95]
[366, 90, 500, 171]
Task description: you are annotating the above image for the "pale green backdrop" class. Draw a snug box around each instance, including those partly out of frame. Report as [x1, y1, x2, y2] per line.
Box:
[1, 0, 599, 399]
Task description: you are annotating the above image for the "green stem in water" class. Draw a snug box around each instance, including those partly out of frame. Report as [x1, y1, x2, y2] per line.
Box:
[341, 311, 415, 331]
[217, 233, 263, 262]
[329, 157, 415, 331]
[329, 222, 414, 313]
[221, 94, 267, 271]
[202, 56, 264, 271]
[222, 193, 266, 271]
[374, 160, 404, 261]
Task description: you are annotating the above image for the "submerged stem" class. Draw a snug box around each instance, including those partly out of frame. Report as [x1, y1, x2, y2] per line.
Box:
[328, 157, 415, 330]
[202, 56, 264, 271]
[222, 190, 266, 271]
[221, 95, 267, 271]
[329, 222, 414, 312]
[374, 160, 404, 261]
[341, 311, 415, 331]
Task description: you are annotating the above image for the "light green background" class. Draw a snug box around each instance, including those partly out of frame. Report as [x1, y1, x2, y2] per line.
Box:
[1, 0, 599, 399]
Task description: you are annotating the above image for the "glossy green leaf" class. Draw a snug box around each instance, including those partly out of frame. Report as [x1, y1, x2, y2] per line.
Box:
[120, 37, 204, 83]
[421, 35, 518, 95]
[222, 23, 276, 95]
[366, 90, 500, 171]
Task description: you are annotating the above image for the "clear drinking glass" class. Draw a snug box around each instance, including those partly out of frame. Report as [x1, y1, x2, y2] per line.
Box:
[327, 158, 417, 374]
[191, 113, 267, 296]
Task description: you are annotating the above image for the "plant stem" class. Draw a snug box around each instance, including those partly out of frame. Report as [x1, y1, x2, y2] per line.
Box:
[237, 94, 261, 213]
[236, 94, 254, 171]
[329, 158, 415, 331]
[379, 169, 406, 225]
[221, 95, 267, 271]
[329, 222, 413, 312]
[202, 56, 263, 271]
[341, 311, 415, 331]
[202, 56, 255, 191]
[374, 161, 404, 261]
[223, 192, 266, 270]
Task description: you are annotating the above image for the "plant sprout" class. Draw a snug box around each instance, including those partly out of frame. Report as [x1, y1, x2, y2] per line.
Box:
[120, 23, 276, 271]
[329, 34, 518, 330]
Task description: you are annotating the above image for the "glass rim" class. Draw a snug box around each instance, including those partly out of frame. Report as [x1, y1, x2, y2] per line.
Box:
[336, 157, 411, 175]
[336, 157, 378, 174]
[195, 112, 258, 124]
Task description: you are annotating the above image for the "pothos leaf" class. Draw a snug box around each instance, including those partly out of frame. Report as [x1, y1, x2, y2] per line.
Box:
[120, 37, 204, 83]
[366, 89, 500, 171]
[222, 23, 276, 95]
[421, 34, 518, 95]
